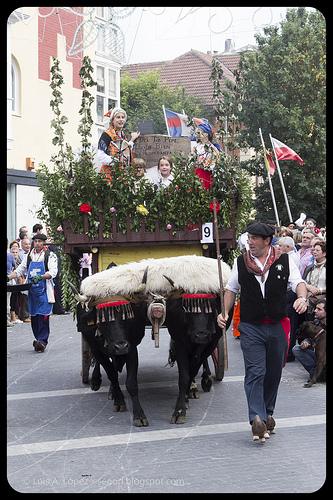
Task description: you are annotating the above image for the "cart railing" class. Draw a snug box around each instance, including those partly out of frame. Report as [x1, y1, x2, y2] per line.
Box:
[62, 212, 236, 253]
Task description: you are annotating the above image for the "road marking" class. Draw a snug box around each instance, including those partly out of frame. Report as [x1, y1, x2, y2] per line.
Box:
[7, 376, 245, 401]
[7, 414, 325, 457]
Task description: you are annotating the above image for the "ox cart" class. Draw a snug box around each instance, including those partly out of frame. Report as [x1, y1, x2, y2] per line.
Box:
[62, 212, 236, 384]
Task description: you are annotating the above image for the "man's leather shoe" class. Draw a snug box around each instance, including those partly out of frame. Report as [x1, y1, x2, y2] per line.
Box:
[266, 415, 276, 434]
[38, 342, 46, 352]
[33, 340, 46, 352]
[251, 415, 268, 442]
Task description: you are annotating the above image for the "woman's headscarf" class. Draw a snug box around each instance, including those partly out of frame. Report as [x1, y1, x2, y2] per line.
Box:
[193, 117, 212, 136]
[197, 122, 212, 135]
[104, 107, 127, 124]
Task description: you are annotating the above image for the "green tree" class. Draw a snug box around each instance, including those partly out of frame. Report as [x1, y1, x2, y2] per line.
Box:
[120, 70, 204, 134]
[223, 7, 326, 225]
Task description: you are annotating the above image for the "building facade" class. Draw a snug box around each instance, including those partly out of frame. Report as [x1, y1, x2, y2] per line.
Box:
[7, 7, 123, 241]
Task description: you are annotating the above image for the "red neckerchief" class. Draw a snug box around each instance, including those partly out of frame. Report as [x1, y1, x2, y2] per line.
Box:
[30, 245, 48, 258]
[243, 246, 282, 282]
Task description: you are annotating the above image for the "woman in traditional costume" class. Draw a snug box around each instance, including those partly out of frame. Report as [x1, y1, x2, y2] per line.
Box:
[192, 120, 221, 190]
[96, 108, 140, 182]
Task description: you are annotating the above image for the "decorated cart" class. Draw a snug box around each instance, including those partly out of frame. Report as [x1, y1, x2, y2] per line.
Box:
[61, 207, 236, 383]
[35, 56, 253, 387]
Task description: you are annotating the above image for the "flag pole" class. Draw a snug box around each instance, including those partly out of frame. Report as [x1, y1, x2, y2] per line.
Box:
[259, 128, 280, 227]
[162, 105, 171, 137]
[212, 198, 228, 371]
[269, 133, 293, 223]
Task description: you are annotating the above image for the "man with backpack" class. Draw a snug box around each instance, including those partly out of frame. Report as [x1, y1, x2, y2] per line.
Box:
[7, 233, 58, 352]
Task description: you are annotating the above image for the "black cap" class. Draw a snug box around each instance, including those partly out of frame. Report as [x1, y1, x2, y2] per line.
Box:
[246, 222, 275, 237]
[32, 233, 47, 241]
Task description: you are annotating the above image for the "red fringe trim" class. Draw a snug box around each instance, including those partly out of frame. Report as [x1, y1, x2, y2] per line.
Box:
[181, 293, 216, 299]
[96, 300, 129, 309]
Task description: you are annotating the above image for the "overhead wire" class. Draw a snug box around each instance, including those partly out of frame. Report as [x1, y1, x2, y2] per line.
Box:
[127, 8, 144, 64]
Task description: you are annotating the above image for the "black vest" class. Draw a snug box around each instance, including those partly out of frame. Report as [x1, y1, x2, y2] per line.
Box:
[238, 253, 289, 323]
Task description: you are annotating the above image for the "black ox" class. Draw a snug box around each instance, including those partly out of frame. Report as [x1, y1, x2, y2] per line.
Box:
[76, 299, 149, 427]
[163, 293, 233, 424]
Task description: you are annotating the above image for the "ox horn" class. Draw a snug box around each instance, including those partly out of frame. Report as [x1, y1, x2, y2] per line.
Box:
[65, 280, 88, 303]
[163, 274, 175, 288]
[142, 266, 149, 285]
[137, 266, 149, 293]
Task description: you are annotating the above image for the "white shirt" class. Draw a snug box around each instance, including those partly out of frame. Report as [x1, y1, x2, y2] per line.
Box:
[157, 173, 174, 189]
[226, 249, 305, 298]
[14, 250, 58, 303]
[288, 249, 301, 269]
[95, 141, 134, 172]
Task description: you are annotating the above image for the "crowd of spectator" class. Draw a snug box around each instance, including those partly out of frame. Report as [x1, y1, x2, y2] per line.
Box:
[279, 218, 326, 379]
[234, 215, 326, 385]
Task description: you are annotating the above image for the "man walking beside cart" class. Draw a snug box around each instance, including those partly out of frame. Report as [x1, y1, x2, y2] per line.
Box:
[217, 222, 308, 442]
[7, 233, 58, 352]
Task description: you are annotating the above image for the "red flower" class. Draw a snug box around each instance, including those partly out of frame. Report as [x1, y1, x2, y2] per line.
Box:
[79, 203, 92, 214]
[209, 201, 221, 213]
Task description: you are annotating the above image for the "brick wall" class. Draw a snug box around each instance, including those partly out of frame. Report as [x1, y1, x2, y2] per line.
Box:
[38, 7, 83, 88]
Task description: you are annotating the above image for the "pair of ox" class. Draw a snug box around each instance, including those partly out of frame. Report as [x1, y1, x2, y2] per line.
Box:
[74, 255, 231, 426]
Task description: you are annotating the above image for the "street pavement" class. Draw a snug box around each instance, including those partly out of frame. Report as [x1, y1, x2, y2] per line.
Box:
[7, 313, 326, 493]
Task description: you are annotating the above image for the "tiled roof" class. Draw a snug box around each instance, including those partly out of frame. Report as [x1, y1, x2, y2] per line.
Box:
[217, 53, 241, 73]
[121, 49, 238, 108]
[121, 60, 167, 79]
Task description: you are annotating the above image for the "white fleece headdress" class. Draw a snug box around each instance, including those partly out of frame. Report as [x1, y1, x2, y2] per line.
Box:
[104, 107, 127, 124]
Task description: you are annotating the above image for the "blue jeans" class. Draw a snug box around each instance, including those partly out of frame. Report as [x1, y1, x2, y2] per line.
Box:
[239, 321, 288, 424]
[292, 344, 316, 378]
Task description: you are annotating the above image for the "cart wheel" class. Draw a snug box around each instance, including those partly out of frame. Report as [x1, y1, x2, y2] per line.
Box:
[81, 335, 91, 384]
[211, 335, 225, 381]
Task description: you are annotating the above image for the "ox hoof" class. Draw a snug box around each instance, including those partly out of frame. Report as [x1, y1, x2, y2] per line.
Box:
[170, 413, 186, 424]
[133, 417, 149, 427]
[201, 376, 213, 392]
[188, 388, 199, 399]
[90, 377, 102, 391]
[113, 403, 127, 412]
